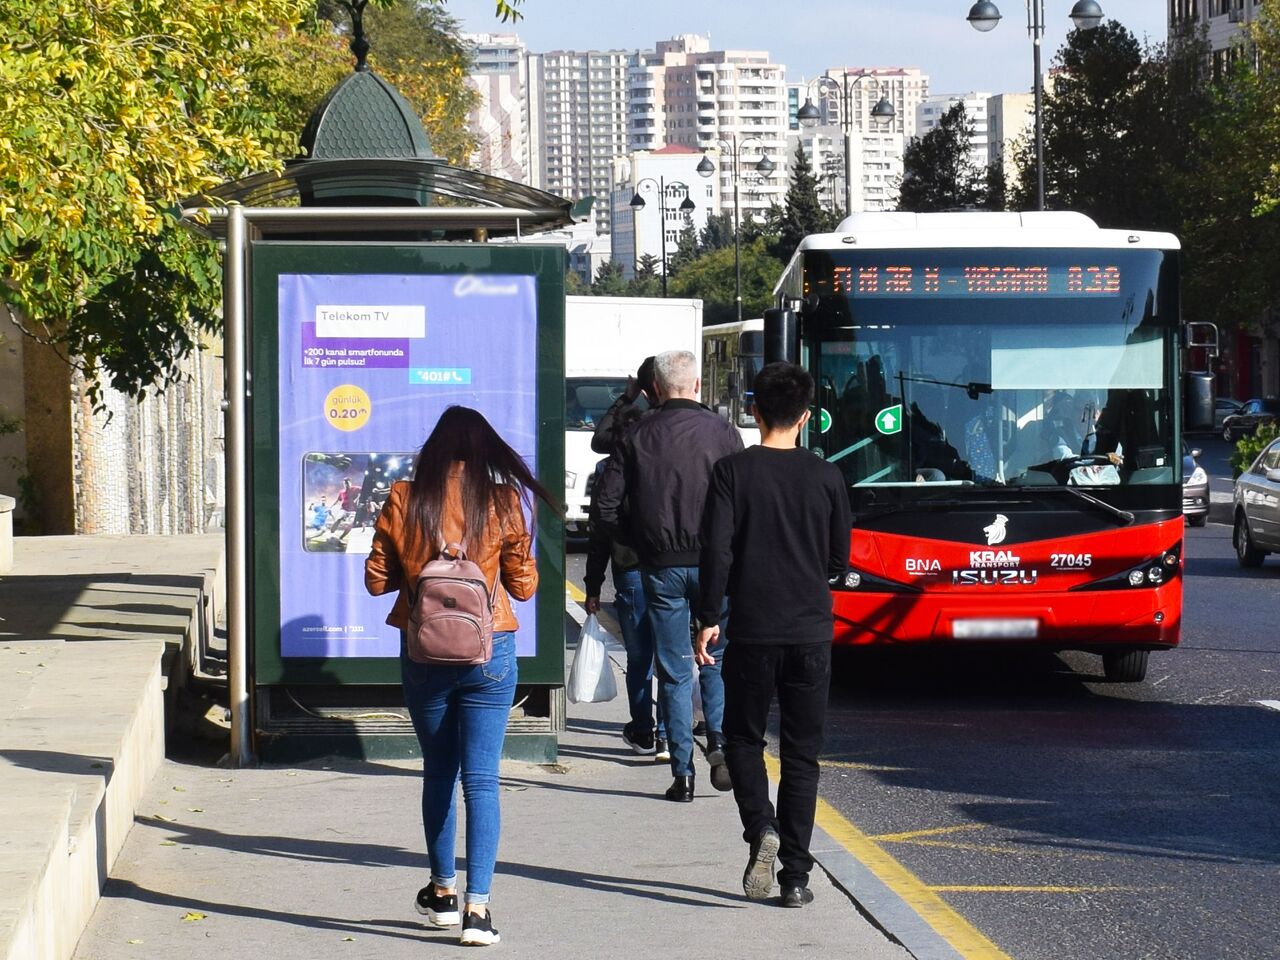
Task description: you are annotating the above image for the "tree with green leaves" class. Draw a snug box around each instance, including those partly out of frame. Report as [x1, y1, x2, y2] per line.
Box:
[668, 221, 700, 276]
[898, 102, 985, 212]
[591, 260, 629, 297]
[0, 0, 481, 409]
[669, 238, 785, 325]
[983, 160, 1007, 211]
[699, 212, 736, 253]
[774, 143, 835, 263]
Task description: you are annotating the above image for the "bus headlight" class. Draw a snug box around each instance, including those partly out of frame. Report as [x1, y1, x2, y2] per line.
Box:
[1127, 570, 1146, 587]
[844, 571, 862, 589]
[1146, 566, 1165, 585]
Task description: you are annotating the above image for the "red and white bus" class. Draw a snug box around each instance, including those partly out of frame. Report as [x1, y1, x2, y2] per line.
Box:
[766, 211, 1190, 682]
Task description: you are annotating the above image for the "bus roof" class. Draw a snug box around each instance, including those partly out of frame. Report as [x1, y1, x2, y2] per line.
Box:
[797, 211, 1181, 252]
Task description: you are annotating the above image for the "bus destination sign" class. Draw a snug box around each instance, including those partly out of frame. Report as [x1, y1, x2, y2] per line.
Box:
[834, 264, 1121, 298]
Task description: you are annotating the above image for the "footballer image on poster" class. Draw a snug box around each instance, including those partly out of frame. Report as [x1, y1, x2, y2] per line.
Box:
[302, 452, 413, 554]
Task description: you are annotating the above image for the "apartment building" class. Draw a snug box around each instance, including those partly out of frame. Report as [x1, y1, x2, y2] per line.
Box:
[610, 146, 722, 280]
[786, 125, 905, 214]
[986, 91, 1034, 194]
[527, 48, 633, 233]
[1169, 0, 1265, 75]
[916, 91, 993, 172]
[463, 32, 530, 184]
[809, 67, 929, 140]
[628, 35, 789, 222]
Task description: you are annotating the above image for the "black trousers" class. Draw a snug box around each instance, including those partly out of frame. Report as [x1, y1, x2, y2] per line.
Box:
[722, 640, 831, 889]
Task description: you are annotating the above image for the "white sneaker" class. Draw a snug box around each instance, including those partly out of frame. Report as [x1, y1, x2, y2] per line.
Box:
[460, 909, 501, 946]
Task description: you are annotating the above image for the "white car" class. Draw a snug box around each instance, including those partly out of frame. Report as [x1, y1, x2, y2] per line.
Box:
[1233, 436, 1280, 567]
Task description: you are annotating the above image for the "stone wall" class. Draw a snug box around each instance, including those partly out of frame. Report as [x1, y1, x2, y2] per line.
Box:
[71, 342, 225, 535]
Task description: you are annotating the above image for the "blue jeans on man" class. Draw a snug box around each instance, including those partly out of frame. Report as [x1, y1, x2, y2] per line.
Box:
[641, 565, 728, 777]
[612, 566, 666, 740]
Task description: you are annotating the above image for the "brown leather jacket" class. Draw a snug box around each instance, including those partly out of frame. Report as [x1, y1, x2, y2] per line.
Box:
[364, 468, 538, 632]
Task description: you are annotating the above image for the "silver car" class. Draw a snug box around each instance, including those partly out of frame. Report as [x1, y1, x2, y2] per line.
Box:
[1233, 436, 1280, 567]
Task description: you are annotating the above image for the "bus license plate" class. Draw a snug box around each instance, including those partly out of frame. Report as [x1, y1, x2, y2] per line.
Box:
[951, 618, 1039, 640]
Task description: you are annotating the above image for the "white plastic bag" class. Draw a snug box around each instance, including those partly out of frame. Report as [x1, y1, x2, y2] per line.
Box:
[567, 614, 618, 703]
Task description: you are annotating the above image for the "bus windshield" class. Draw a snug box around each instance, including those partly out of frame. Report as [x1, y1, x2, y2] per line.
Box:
[804, 248, 1178, 494]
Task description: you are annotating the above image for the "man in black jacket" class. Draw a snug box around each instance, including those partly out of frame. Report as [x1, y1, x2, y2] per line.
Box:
[595, 349, 743, 801]
[696, 362, 850, 908]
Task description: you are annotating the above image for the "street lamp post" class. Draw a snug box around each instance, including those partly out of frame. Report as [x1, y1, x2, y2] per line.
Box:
[628, 177, 696, 297]
[696, 138, 775, 324]
[967, 0, 1104, 211]
[796, 72, 896, 216]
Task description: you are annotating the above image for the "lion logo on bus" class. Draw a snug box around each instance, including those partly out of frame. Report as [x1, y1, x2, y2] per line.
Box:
[983, 514, 1009, 546]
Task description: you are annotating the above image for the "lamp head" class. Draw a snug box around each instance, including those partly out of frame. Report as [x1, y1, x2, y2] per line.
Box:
[755, 155, 776, 178]
[797, 98, 822, 128]
[870, 97, 896, 123]
[629, 192, 646, 210]
[679, 195, 696, 213]
[1069, 0, 1104, 29]
[696, 154, 716, 178]
[967, 0, 1002, 31]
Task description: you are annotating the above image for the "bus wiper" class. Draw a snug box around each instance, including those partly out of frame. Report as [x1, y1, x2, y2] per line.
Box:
[1052, 486, 1135, 526]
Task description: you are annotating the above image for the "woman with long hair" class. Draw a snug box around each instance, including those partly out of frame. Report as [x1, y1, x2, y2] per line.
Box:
[366, 405, 557, 946]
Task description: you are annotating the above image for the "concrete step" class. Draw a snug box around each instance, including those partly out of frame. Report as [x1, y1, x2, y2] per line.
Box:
[0, 640, 166, 960]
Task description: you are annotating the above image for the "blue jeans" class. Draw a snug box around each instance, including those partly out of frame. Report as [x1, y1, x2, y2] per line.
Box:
[641, 566, 728, 777]
[612, 566, 665, 738]
[401, 631, 517, 906]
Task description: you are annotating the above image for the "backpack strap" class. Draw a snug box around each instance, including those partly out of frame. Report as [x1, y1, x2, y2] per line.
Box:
[440, 541, 500, 609]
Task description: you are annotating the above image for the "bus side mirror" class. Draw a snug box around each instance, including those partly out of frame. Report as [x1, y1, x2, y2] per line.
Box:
[727, 372, 740, 394]
[1184, 372, 1214, 431]
[764, 307, 798, 364]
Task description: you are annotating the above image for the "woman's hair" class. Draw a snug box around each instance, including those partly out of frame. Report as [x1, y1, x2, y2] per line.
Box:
[406, 406, 558, 555]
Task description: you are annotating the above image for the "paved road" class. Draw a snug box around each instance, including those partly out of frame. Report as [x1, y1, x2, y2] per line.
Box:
[566, 443, 1280, 960]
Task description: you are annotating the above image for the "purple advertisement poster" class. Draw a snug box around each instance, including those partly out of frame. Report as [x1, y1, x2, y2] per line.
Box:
[277, 273, 538, 658]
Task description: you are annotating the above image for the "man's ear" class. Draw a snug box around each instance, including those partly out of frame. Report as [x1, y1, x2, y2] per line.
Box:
[797, 408, 813, 428]
[751, 403, 765, 427]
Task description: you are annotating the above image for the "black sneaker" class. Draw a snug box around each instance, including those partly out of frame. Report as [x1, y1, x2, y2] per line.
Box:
[654, 737, 670, 762]
[460, 909, 501, 946]
[743, 827, 780, 900]
[415, 886, 459, 927]
[780, 885, 815, 908]
[705, 732, 731, 792]
[622, 723, 656, 755]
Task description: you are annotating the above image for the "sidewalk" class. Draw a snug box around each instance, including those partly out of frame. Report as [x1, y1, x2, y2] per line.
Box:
[71, 657, 910, 960]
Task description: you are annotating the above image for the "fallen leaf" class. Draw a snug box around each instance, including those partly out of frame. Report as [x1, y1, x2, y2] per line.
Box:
[187, 808, 204, 813]
[341, 937, 355, 942]
[153, 814, 176, 822]
[217, 778, 233, 783]
[127, 939, 143, 945]
[286, 772, 298, 777]
[181, 912, 206, 922]
[159, 841, 177, 847]
[173, 786, 186, 792]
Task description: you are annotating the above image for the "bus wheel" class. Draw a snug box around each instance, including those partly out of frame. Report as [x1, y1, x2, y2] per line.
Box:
[1235, 513, 1265, 568]
[1102, 649, 1149, 683]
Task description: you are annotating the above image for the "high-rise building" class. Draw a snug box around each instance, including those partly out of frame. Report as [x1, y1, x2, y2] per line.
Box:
[811, 67, 929, 140]
[628, 36, 789, 222]
[610, 146, 721, 280]
[462, 32, 530, 184]
[916, 92, 992, 171]
[1169, 0, 1265, 76]
[786, 125, 905, 215]
[527, 48, 633, 233]
[986, 92, 1035, 195]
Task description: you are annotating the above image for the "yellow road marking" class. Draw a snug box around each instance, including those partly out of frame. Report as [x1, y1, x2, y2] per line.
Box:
[764, 754, 1013, 960]
[872, 823, 992, 843]
[566, 581, 586, 603]
[927, 885, 1140, 894]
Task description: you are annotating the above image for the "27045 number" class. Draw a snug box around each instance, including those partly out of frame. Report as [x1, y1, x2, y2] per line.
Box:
[1050, 553, 1093, 568]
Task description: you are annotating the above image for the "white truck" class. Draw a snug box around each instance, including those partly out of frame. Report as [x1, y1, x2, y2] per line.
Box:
[564, 295, 703, 534]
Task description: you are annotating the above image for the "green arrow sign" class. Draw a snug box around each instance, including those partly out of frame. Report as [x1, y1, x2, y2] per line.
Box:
[875, 403, 903, 436]
[819, 408, 832, 434]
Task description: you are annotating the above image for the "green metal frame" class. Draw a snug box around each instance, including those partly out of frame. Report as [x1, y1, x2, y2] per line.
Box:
[249, 241, 566, 687]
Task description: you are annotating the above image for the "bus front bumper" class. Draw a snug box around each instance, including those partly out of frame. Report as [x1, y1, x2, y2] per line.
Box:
[831, 582, 1181, 650]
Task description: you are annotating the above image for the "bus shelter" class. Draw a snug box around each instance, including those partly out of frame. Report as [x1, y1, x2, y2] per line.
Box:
[181, 55, 578, 766]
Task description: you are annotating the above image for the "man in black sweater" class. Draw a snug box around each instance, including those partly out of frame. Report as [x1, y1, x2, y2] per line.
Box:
[696, 362, 850, 908]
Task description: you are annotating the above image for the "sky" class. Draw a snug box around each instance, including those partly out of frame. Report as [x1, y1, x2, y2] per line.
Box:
[442, 0, 1169, 95]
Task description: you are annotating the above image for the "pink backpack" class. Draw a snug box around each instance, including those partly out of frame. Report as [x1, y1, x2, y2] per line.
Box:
[407, 543, 498, 666]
